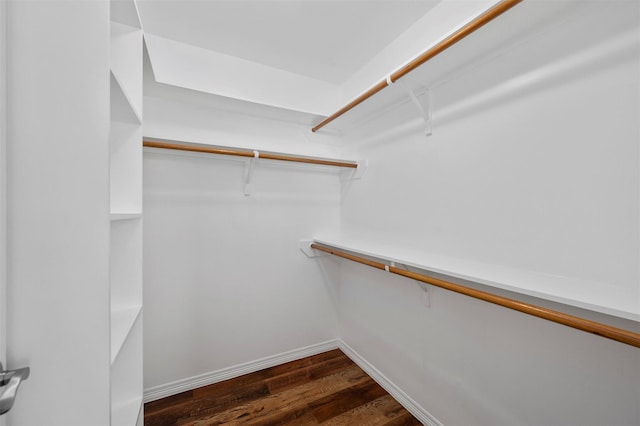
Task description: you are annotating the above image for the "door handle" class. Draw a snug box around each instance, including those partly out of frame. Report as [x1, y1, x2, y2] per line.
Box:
[0, 362, 30, 415]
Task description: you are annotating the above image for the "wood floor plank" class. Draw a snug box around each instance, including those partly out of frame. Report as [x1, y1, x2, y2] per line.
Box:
[382, 412, 423, 426]
[243, 406, 319, 426]
[184, 367, 369, 425]
[186, 382, 271, 421]
[145, 391, 193, 415]
[146, 381, 271, 426]
[144, 349, 422, 426]
[309, 378, 388, 422]
[191, 349, 345, 400]
[318, 395, 407, 426]
[260, 349, 345, 378]
[265, 354, 355, 395]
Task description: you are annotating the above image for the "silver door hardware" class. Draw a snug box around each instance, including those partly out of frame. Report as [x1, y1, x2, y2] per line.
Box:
[0, 362, 30, 415]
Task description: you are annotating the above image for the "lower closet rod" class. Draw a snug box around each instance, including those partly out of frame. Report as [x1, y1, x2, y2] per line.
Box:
[143, 140, 358, 169]
[310, 243, 640, 348]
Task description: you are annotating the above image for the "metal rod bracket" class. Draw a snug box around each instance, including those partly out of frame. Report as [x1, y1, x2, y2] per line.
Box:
[342, 159, 368, 182]
[300, 240, 328, 257]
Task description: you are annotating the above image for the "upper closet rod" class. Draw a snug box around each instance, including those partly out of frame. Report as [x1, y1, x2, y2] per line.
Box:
[311, 0, 523, 133]
[310, 243, 640, 348]
[143, 140, 358, 169]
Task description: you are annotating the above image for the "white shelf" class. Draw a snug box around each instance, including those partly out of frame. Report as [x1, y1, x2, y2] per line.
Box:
[110, 0, 141, 29]
[111, 305, 142, 364]
[110, 213, 142, 221]
[327, 2, 635, 133]
[111, 395, 143, 426]
[111, 71, 141, 125]
[313, 237, 640, 322]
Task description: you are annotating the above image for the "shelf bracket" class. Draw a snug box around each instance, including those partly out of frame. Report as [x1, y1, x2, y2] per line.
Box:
[392, 261, 431, 307]
[341, 159, 368, 182]
[395, 78, 433, 137]
[244, 150, 259, 196]
[419, 281, 431, 307]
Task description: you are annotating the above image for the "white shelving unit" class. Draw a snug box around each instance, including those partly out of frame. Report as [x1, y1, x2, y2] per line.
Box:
[311, 237, 640, 322]
[109, 1, 143, 425]
[318, 1, 622, 134]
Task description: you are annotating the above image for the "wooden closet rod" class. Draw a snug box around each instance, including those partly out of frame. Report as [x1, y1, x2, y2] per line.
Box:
[310, 243, 640, 348]
[143, 140, 358, 169]
[311, 0, 523, 132]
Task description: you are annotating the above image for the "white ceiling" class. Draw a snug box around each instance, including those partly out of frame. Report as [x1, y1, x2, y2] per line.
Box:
[136, 0, 441, 85]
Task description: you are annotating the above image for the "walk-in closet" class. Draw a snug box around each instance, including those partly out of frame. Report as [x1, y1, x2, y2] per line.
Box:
[2, 0, 639, 425]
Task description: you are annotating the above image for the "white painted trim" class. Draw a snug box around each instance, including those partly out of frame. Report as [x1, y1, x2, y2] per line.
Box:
[0, 3, 7, 409]
[143, 339, 340, 403]
[338, 340, 442, 426]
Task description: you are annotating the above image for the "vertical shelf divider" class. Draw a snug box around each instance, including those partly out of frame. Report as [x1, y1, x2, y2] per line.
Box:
[109, 0, 143, 424]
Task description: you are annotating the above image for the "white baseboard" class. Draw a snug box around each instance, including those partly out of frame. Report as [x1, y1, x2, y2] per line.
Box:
[143, 338, 441, 426]
[338, 340, 442, 426]
[143, 339, 340, 403]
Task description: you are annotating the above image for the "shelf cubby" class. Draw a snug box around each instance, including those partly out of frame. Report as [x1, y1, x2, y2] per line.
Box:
[111, 315, 143, 426]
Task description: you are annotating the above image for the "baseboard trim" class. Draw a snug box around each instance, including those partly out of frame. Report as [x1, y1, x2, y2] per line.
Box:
[338, 340, 442, 426]
[143, 338, 441, 426]
[143, 339, 340, 403]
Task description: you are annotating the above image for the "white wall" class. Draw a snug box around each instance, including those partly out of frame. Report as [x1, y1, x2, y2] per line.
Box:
[140, 2, 639, 424]
[6, 2, 110, 424]
[337, 1, 640, 424]
[142, 97, 341, 391]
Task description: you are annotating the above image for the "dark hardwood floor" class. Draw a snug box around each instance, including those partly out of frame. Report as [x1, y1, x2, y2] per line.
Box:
[144, 349, 422, 425]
